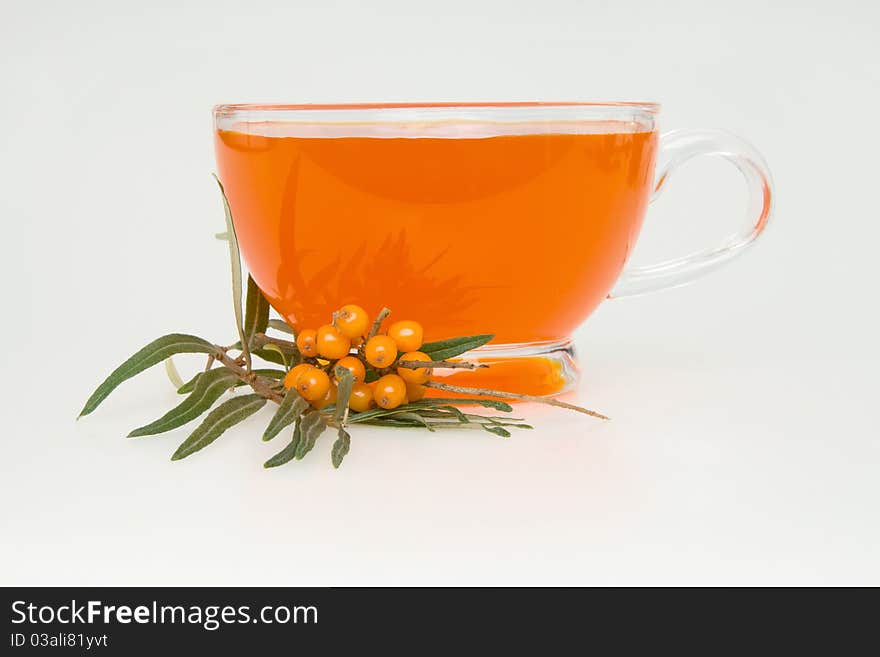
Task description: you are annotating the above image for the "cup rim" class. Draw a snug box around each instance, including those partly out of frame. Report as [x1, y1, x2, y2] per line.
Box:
[214, 100, 660, 113]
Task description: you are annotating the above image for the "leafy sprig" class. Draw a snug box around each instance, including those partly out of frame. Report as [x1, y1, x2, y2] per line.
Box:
[79, 179, 607, 468]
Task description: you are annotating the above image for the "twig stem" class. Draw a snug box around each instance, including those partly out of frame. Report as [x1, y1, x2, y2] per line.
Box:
[397, 359, 487, 370]
[212, 345, 283, 404]
[368, 307, 391, 339]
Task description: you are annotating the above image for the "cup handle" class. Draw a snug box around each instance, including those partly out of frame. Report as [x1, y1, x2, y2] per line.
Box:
[608, 129, 774, 298]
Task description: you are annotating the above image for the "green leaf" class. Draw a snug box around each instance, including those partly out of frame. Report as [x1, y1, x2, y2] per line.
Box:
[392, 412, 436, 431]
[79, 334, 214, 418]
[347, 398, 512, 424]
[213, 174, 249, 367]
[251, 369, 287, 383]
[251, 337, 298, 366]
[264, 419, 303, 468]
[345, 404, 430, 424]
[263, 389, 309, 441]
[483, 425, 511, 438]
[346, 406, 440, 426]
[259, 343, 288, 369]
[420, 334, 494, 361]
[436, 405, 470, 423]
[331, 428, 351, 468]
[333, 367, 354, 425]
[267, 319, 294, 335]
[164, 357, 184, 389]
[363, 369, 380, 383]
[243, 275, 270, 345]
[129, 368, 240, 437]
[252, 347, 287, 366]
[360, 417, 434, 429]
[177, 368, 284, 394]
[416, 397, 514, 413]
[177, 372, 202, 394]
[295, 411, 328, 460]
[171, 394, 266, 461]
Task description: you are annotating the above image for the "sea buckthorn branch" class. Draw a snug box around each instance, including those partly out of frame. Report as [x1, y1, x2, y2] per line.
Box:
[80, 300, 606, 467]
[79, 182, 608, 469]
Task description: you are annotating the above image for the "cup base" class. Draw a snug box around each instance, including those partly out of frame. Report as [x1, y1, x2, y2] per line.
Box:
[429, 339, 578, 398]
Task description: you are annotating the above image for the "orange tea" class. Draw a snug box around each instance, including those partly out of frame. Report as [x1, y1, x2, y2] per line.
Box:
[214, 123, 657, 346]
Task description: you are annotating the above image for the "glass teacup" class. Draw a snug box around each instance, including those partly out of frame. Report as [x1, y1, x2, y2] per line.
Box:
[214, 102, 773, 395]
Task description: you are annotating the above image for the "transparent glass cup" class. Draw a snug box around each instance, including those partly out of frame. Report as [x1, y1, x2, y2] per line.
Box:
[213, 102, 773, 396]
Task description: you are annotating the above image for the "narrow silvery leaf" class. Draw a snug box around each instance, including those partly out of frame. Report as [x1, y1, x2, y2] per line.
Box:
[264, 439, 299, 469]
[171, 394, 266, 461]
[213, 174, 249, 368]
[79, 334, 214, 418]
[436, 405, 470, 423]
[252, 347, 286, 366]
[264, 419, 302, 468]
[249, 369, 286, 384]
[483, 425, 511, 438]
[243, 274, 270, 345]
[164, 357, 184, 389]
[420, 334, 494, 361]
[392, 412, 436, 431]
[267, 319, 294, 335]
[414, 397, 514, 413]
[360, 417, 426, 428]
[331, 428, 351, 468]
[178, 372, 202, 394]
[333, 367, 354, 425]
[345, 405, 422, 424]
[289, 417, 303, 455]
[295, 411, 328, 460]
[263, 389, 309, 442]
[350, 407, 439, 428]
[259, 344, 288, 369]
[470, 399, 513, 412]
[177, 368, 284, 394]
[346, 398, 512, 424]
[129, 368, 240, 437]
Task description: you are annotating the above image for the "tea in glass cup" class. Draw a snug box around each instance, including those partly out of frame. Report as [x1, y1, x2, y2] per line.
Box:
[214, 103, 772, 395]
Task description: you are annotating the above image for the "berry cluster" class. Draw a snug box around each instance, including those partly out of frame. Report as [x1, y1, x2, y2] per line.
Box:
[283, 304, 432, 411]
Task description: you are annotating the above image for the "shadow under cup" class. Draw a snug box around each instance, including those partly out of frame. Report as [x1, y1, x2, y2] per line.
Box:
[213, 102, 770, 397]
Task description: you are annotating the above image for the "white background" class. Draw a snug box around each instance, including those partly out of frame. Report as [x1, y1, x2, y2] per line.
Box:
[2, 0, 878, 585]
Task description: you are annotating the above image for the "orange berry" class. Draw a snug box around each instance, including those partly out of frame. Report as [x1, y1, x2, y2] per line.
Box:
[388, 320, 423, 352]
[405, 382, 426, 402]
[334, 355, 366, 383]
[373, 374, 407, 409]
[283, 363, 313, 390]
[364, 335, 398, 368]
[295, 328, 318, 358]
[312, 381, 338, 410]
[316, 324, 351, 360]
[348, 382, 374, 412]
[336, 304, 370, 339]
[396, 350, 432, 384]
[297, 366, 330, 401]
